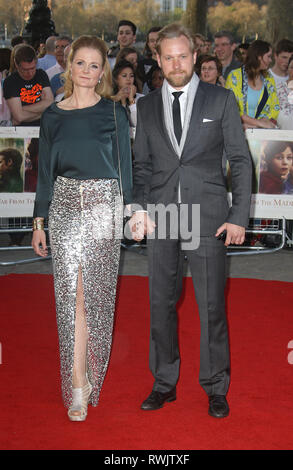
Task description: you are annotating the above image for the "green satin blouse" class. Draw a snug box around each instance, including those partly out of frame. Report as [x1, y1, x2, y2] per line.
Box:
[33, 98, 132, 218]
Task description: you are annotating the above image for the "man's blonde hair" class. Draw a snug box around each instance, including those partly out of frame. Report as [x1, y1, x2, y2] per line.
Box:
[155, 23, 195, 56]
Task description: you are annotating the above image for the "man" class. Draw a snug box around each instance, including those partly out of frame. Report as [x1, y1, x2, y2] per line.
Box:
[3, 44, 53, 126]
[214, 31, 241, 80]
[108, 20, 137, 69]
[37, 35, 57, 71]
[130, 23, 252, 418]
[46, 36, 71, 80]
[50, 44, 71, 99]
[270, 39, 293, 87]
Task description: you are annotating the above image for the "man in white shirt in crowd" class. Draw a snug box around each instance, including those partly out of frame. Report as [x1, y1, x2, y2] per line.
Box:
[46, 36, 72, 81]
[37, 36, 57, 71]
[269, 39, 293, 87]
[108, 20, 137, 69]
[214, 31, 241, 80]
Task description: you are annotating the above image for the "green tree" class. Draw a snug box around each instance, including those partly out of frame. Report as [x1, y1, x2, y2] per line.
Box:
[266, 0, 293, 43]
[184, 0, 208, 35]
[208, 0, 267, 42]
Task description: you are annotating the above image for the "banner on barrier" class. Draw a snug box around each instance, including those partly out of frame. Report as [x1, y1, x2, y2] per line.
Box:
[0, 127, 293, 219]
[0, 127, 39, 217]
[244, 129, 293, 219]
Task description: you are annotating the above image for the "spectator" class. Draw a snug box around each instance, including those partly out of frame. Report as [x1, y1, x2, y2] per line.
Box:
[112, 59, 144, 139]
[137, 26, 162, 93]
[0, 148, 23, 193]
[145, 64, 163, 92]
[269, 39, 293, 87]
[108, 20, 137, 69]
[46, 36, 72, 80]
[37, 36, 57, 71]
[3, 44, 53, 126]
[198, 54, 224, 86]
[192, 33, 206, 55]
[225, 40, 280, 130]
[11, 36, 25, 48]
[50, 44, 71, 101]
[237, 43, 250, 64]
[214, 31, 241, 80]
[115, 47, 143, 92]
[0, 48, 12, 125]
[276, 54, 293, 130]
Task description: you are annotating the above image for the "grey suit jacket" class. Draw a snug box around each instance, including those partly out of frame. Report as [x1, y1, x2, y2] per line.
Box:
[132, 80, 252, 236]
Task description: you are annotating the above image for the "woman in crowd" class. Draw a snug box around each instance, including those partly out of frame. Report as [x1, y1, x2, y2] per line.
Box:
[32, 35, 132, 422]
[145, 64, 164, 92]
[259, 141, 293, 194]
[225, 40, 280, 130]
[112, 59, 144, 139]
[115, 47, 143, 92]
[198, 54, 225, 86]
[137, 26, 161, 93]
[276, 54, 293, 130]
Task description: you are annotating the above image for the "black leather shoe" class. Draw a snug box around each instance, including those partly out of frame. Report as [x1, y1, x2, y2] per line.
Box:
[141, 388, 176, 411]
[208, 395, 229, 418]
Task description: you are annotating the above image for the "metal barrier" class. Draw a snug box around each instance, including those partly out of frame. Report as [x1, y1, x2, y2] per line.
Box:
[1, 216, 290, 266]
[227, 217, 287, 256]
[0, 217, 51, 266]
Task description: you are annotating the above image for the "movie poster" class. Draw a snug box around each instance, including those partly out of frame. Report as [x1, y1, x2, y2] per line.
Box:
[0, 127, 39, 217]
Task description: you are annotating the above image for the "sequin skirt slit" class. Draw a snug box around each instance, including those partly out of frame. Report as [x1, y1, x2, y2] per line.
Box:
[48, 176, 122, 408]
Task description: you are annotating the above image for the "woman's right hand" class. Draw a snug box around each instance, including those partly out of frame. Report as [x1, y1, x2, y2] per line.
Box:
[32, 230, 48, 257]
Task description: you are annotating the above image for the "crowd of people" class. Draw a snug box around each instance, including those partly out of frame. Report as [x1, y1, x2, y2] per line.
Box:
[1, 21, 293, 134]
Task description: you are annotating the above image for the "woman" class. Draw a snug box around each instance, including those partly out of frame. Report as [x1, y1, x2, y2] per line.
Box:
[226, 40, 280, 130]
[32, 36, 132, 421]
[115, 47, 143, 92]
[137, 26, 161, 93]
[276, 54, 293, 130]
[112, 59, 144, 139]
[259, 141, 293, 194]
[198, 54, 225, 86]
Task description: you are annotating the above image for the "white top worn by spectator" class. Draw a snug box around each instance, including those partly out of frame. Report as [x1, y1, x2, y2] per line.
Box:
[269, 68, 289, 87]
[46, 63, 64, 81]
[277, 80, 293, 130]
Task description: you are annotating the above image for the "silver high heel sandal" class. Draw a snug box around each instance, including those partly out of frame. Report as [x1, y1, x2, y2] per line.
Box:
[68, 378, 92, 422]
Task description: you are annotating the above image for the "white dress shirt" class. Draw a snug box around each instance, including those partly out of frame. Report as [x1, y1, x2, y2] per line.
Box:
[167, 81, 191, 128]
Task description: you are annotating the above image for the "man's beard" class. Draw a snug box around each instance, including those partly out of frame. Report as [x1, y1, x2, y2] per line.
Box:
[164, 69, 193, 88]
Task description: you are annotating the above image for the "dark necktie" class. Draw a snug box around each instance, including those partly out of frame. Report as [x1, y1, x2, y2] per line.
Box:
[172, 91, 183, 145]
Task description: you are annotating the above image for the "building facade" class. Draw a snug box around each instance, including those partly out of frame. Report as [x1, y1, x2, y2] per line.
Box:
[159, 0, 187, 12]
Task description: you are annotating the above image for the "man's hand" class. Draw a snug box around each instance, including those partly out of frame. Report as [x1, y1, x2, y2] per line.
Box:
[215, 222, 245, 246]
[129, 212, 156, 241]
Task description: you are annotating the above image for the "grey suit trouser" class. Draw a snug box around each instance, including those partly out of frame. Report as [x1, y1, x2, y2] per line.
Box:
[147, 235, 230, 397]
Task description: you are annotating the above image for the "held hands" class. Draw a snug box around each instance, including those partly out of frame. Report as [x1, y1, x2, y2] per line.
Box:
[32, 229, 48, 257]
[129, 212, 156, 241]
[215, 222, 245, 247]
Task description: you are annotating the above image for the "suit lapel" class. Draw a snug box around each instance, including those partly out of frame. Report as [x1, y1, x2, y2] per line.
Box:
[154, 89, 179, 157]
[182, 82, 206, 157]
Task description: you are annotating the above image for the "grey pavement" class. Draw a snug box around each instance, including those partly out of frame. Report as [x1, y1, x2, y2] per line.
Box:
[0, 233, 292, 281]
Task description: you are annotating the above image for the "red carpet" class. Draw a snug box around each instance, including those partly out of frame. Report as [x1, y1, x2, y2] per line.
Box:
[0, 274, 293, 450]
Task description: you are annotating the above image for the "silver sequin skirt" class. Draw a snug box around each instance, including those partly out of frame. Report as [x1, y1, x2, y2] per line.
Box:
[48, 176, 122, 408]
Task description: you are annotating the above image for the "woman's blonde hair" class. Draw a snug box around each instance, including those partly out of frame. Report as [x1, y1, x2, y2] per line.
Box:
[63, 35, 113, 99]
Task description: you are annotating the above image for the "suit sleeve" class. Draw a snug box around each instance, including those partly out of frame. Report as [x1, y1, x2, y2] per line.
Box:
[132, 100, 153, 211]
[222, 90, 252, 227]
